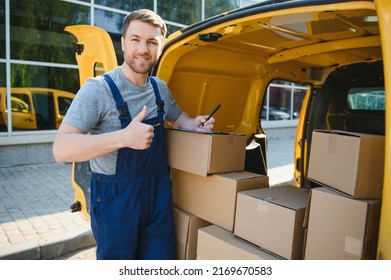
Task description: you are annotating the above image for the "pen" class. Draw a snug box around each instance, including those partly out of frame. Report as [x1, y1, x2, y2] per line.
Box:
[201, 104, 221, 127]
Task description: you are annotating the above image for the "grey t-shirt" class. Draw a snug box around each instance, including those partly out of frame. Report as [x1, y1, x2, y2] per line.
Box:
[63, 66, 182, 175]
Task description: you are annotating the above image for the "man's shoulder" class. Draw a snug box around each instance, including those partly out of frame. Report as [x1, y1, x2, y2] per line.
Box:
[98, 67, 121, 81]
[150, 76, 170, 93]
[84, 73, 107, 86]
[150, 76, 166, 84]
[77, 72, 112, 99]
[83, 67, 124, 89]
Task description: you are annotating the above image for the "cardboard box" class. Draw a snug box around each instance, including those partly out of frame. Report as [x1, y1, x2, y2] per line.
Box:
[166, 128, 247, 176]
[197, 225, 280, 260]
[307, 130, 385, 199]
[304, 187, 381, 260]
[173, 207, 211, 260]
[171, 169, 269, 231]
[234, 185, 309, 259]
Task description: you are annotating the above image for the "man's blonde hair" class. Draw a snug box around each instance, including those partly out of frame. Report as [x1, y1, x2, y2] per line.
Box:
[122, 9, 167, 38]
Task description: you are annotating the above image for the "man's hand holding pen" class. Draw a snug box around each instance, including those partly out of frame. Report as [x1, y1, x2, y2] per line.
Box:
[195, 115, 215, 132]
[195, 104, 221, 133]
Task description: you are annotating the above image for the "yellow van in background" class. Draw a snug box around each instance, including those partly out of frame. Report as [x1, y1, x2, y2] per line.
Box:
[65, 0, 391, 259]
[0, 87, 74, 131]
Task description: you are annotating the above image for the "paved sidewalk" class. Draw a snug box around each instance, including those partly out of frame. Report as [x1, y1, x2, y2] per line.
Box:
[0, 136, 294, 260]
[267, 136, 295, 186]
[0, 163, 95, 260]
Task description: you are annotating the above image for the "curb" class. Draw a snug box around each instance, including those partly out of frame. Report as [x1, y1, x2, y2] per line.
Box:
[0, 229, 95, 260]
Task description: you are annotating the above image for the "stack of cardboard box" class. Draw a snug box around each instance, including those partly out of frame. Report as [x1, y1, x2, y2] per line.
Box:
[167, 128, 385, 260]
[166, 128, 274, 259]
[166, 128, 310, 260]
[305, 130, 384, 259]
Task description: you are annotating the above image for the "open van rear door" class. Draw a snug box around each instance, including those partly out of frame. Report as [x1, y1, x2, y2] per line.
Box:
[64, 25, 118, 220]
[374, 0, 391, 260]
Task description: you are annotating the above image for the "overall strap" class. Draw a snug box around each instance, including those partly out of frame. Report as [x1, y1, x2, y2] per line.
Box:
[103, 74, 130, 128]
[150, 77, 165, 116]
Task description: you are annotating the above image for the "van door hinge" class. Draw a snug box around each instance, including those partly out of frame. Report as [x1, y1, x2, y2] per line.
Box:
[73, 43, 84, 55]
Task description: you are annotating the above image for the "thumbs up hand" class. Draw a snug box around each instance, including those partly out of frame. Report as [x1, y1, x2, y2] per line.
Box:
[133, 105, 148, 123]
[121, 106, 154, 150]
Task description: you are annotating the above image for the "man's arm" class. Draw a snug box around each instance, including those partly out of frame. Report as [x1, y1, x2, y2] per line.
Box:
[170, 111, 214, 132]
[53, 106, 154, 163]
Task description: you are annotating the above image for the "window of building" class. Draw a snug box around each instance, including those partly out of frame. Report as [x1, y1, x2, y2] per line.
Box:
[95, 8, 124, 35]
[1, 64, 78, 132]
[158, 0, 202, 26]
[94, 0, 153, 11]
[0, 63, 4, 94]
[9, 1, 89, 63]
[10, 64, 79, 94]
[204, 0, 240, 19]
[0, 0, 4, 59]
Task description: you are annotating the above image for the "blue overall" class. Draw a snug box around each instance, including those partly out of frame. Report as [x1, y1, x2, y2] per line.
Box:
[90, 74, 176, 260]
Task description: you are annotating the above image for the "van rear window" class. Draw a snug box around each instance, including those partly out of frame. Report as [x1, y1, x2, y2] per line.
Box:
[346, 87, 385, 111]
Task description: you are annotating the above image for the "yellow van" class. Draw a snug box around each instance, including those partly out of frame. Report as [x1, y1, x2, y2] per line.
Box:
[66, 0, 391, 259]
[0, 87, 74, 130]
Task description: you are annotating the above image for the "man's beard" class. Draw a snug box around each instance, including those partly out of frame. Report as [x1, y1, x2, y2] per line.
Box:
[126, 56, 156, 75]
